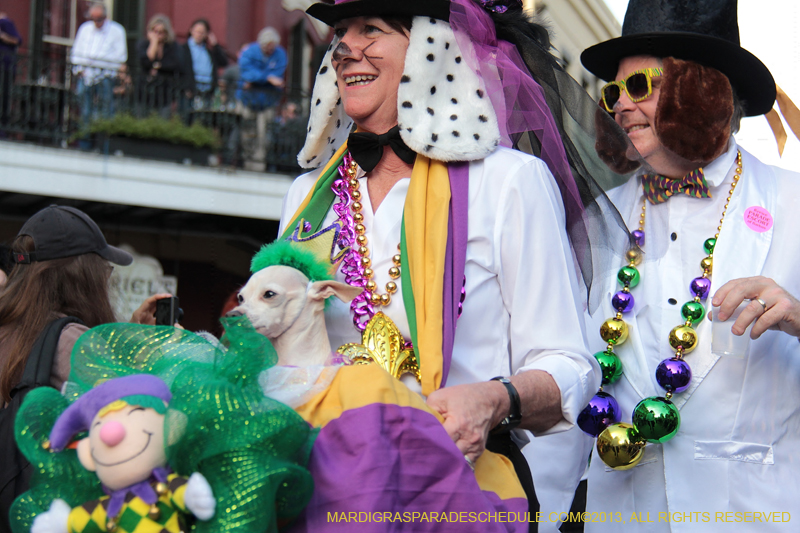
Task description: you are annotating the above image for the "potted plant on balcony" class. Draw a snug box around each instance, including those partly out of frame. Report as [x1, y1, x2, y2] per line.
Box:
[85, 113, 220, 165]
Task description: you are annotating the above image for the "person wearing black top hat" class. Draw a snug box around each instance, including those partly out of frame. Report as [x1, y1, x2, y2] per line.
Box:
[578, 0, 800, 528]
[0, 206, 170, 406]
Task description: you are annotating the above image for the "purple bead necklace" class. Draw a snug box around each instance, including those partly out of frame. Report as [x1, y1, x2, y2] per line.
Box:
[578, 151, 743, 468]
[332, 152, 403, 331]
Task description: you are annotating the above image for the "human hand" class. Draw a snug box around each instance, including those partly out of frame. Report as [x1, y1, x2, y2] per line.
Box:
[207, 32, 218, 47]
[712, 276, 800, 339]
[130, 293, 174, 325]
[267, 75, 284, 88]
[185, 472, 215, 520]
[31, 499, 70, 533]
[243, 82, 252, 90]
[426, 381, 509, 463]
[147, 29, 160, 43]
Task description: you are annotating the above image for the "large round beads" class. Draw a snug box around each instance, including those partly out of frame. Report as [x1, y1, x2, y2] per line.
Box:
[681, 301, 706, 325]
[577, 391, 621, 437]
[612, 291, 634, 313]
[690, 277, 711, 299]
[655, 358, 692, 393]
[632, 397, 680, 443]
[595, 350, 623, 385]
[596, 423, 645, 470]
[669, 325, 698, 353]
[600, 318, 629, 345]
[617, 266, 640, 288]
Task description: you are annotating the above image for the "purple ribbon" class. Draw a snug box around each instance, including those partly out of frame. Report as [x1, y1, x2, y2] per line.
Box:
[440, 162, 469, 388]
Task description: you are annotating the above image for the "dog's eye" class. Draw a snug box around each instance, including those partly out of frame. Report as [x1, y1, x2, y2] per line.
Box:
[237, 294, 243, 304]
[263, 290, 276, 299]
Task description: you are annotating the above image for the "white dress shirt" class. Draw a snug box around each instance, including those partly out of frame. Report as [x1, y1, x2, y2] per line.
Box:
[584, 140, 800, 532]
[70, 19, 127, 85]
[279, 146, 600, 437]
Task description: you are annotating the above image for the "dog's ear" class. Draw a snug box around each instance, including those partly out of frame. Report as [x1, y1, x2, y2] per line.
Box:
[308, 280, 364, 303]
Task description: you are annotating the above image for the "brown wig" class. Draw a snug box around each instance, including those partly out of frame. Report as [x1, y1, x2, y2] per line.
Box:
[594, 104, 642, 175]
[654, 57, 733, 163]
[0, 236, 116, 402]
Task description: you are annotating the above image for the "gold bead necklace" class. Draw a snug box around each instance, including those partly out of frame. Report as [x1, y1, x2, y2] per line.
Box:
[345, 160, 402, 307]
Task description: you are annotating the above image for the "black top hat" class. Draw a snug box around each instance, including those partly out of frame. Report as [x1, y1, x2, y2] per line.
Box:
[581, 0, 775, 116]
[306, 0, 451, 27]
[12, 205, 133, 265]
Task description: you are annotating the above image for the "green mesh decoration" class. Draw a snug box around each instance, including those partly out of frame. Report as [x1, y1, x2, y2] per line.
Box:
[12, 317, 314, 533]
[11, 387, 104, 533]
[251, 239, 333, 282]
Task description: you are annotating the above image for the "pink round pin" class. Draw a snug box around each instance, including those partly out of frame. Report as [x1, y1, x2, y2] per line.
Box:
[743, 206, 773, 233]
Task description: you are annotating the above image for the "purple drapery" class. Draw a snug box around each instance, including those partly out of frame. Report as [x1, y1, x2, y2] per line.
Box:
[441, 161, 470, 388]
[450, 0, 584, 221]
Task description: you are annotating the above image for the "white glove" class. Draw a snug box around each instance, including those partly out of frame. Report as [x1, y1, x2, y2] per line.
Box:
[31, 499, 71, 533]
[184, 472, 215, 520]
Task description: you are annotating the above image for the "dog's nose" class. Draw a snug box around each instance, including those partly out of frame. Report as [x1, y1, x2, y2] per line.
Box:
[225, 309, 242, 318]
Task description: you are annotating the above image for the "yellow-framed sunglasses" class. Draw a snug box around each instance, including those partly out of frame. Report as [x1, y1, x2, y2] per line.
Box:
[600, 68, 663, 112]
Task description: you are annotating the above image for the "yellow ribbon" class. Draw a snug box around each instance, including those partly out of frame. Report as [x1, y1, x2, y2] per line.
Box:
[404, 156, 451, 396]
[287, 150, 453, 396]
[766, 85, 800, 157]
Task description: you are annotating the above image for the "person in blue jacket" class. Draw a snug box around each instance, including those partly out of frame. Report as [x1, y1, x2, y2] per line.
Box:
[237, 27, 287, 167]
[237, 27, 286, 111]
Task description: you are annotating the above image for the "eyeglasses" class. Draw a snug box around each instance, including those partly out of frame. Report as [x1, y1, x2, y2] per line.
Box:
[600, 68, 663, 112]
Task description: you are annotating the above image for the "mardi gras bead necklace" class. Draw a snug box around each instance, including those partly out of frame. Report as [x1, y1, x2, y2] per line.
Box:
[578, 151, 742, 470]
[332, 152, 402, 331]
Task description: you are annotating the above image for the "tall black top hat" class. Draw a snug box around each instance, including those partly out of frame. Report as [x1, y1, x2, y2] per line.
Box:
[306, 0, 451, 26]
[581, 0, 775, 116]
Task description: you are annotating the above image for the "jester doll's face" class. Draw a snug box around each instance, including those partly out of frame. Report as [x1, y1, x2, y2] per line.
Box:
[77, 403, 167, 491]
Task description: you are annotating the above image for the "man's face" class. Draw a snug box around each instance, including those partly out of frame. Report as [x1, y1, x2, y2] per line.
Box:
[89, 7, 106, 29]
[77, 403, 167, 491]
[190, 22, 208, 45]
[261, 41, 277, 56]
[612, 56, 670, 168]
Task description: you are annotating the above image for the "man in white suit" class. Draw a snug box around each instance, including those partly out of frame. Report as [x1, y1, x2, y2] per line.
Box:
[576, 0, 800, 531]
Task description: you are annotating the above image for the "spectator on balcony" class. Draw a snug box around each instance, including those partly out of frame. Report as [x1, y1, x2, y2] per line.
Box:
[219, 44, 247, 108]
[0, 12, 21, 132]
[112, 62, 133, 112]
[137, 14, 184, 117]
[181, 18, 228, 107]
[70, 2, 127, 148]
[237, 27, 287, 168]
[266, 100, 305, 173]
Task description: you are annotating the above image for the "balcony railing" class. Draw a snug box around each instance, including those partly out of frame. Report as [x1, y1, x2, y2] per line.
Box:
[0, 49, 308, 174]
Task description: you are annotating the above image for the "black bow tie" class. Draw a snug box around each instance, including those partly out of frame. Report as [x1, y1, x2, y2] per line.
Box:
[347, 125, 417, 172]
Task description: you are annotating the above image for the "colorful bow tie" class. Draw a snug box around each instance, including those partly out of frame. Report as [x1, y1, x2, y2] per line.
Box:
[347, 125, 417, 172]
[641, 168, 711, 205]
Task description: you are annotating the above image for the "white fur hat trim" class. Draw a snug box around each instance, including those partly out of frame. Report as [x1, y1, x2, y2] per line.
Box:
[297, 38, 355, 169]
[297, 17, 500, 169]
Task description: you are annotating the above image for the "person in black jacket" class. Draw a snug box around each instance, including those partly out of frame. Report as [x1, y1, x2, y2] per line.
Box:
[136, 14, 184, 116]
[181, 18, 229, 106]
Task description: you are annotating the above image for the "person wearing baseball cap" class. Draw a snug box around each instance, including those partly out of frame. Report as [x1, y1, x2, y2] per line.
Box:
[0, 205, 169, 404]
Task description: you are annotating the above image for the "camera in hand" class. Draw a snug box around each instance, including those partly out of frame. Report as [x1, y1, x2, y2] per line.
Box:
[155, 296, 184, 326]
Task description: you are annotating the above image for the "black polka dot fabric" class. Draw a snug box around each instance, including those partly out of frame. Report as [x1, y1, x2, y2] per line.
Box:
[300, 18, 501, 168]
[297, 37, 353, 169]
[397, 16, 500, 162]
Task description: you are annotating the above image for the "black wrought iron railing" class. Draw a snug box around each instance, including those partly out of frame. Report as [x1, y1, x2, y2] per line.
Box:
[0, 49, 309, 173]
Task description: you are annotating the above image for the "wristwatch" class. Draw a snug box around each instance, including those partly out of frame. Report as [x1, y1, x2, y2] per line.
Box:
[490, 376, 522, 434]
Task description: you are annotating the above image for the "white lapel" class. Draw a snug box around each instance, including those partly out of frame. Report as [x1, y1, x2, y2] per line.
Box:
[597, 177, 658, 401]
[672, 148, 776, 409]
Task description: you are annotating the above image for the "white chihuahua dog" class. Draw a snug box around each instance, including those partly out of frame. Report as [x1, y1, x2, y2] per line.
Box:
[226, 265, 361, 367]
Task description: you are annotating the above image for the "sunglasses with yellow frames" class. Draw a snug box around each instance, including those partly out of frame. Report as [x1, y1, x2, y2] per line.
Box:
[600, 68, 663, 112]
